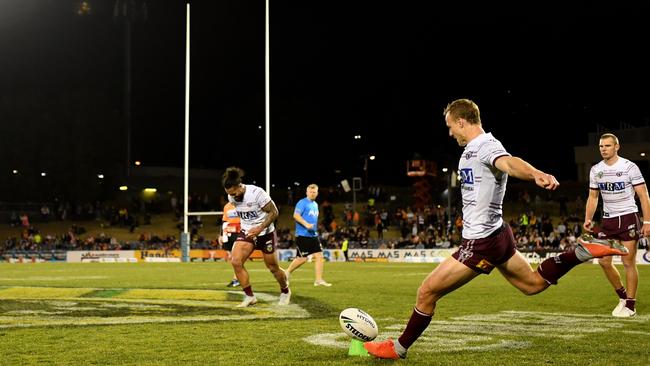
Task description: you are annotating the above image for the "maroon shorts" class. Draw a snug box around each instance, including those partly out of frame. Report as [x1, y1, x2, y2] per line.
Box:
[597, 212, 641, 242]
[452, 224, 517, 274]
[235, 231, 277, 254]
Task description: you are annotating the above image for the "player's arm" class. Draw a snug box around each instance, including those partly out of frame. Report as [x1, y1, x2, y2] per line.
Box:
[633, 183, 650, 236]
[246, 201, 279, 238]
[293, 209, 313, 229]
[583, 188, 599, 232]
[494, 156, 559, 190]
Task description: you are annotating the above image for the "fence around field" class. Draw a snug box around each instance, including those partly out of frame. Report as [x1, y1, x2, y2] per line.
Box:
[3, 249, 650, 265]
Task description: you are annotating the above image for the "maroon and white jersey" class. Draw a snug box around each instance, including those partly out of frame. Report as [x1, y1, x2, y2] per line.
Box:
[589, 157, 645, 218]
[458, 133, 511, 239]
[228, 184, 275, 235]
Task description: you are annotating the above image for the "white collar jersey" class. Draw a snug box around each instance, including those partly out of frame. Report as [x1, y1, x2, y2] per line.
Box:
[589, 157, 644, 218]
[228, 184, 275, 235]
[458, 132, 511, 239]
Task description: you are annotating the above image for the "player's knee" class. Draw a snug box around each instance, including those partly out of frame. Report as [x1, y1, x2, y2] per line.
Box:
[597, 258, 612, 268]
[416, 284, 439, 304]
[520, 285, 543, 296]
[230, 257, 245, 268]
[621, 257, 637, 269]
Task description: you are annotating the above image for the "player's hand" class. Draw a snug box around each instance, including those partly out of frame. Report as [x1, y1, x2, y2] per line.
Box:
[534, 172, 559, 190]
[641, 222, 650, 237]
[245, 226, 262, 238]
[305, 223, 314, 230]
[583, 220, 594, 233]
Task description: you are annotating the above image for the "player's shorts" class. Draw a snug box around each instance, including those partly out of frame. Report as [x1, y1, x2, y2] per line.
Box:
[452, 223, 517, 274]
[598, 212, 641, 242]
[295, 236, 323, 257]
[235, 231, 277, 254]
[223, 233, 237, 252]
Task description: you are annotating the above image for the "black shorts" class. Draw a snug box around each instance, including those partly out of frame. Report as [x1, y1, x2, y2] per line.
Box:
[295, 236, 323, 257]
[235, 231, 277, 254]
[452, 224, 517, 274]
[223, 233, 237, 252]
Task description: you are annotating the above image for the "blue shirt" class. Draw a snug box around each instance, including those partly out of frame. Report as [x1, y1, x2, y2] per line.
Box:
[294, 197, 319, 237]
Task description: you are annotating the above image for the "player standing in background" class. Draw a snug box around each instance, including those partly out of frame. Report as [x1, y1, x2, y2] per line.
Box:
[220, 201, 241, 288]
[285, 184, 332, 287]
[364, 98, 629, 359]
[222, 167, 290, 307]
[583, 133, 650, 317]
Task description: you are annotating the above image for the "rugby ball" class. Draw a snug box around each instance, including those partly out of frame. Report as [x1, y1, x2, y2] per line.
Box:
[339, 308, 378, 341]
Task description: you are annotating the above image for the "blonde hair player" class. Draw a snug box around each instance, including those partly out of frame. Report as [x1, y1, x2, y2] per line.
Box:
[363, 98, 629, 360]
[583, 133, 650, 317]
[285, 184, 332, 287]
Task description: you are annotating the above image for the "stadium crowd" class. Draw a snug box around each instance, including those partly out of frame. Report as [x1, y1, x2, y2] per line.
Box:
[6, 188, 640, 260]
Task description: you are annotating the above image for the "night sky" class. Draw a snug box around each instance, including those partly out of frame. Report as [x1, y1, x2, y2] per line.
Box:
[2, 1, 650, 191]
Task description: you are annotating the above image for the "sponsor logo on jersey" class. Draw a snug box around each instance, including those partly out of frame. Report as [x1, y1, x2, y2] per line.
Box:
[460, 168, 474, 184]
[238, 211, 259, 220]
[597, 182, 625, 191]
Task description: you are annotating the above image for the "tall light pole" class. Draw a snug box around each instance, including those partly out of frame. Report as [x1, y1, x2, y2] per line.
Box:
[113, 0, 148, 177]
[442, 167, 451, 227]
[363, 154, 375, 188]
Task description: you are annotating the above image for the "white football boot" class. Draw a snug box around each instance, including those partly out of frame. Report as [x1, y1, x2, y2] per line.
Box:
[278, 289, 291, 305]
[236, 295, 257, 308]
[611, 299, 626, 316]
[613, 305, 636, 318]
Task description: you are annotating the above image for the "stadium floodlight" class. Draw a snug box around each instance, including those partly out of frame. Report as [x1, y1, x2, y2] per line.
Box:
[442, 167, 448, 173]
[119, 186, 128, 191]
[12, 170, 18, 175]
[641, 152, 646, 157]
[134, 160, 141, 166]
[41, 172, 47, 177]
[97, 174, 104, 179]
[144, 188, 157, 193]
[369, 155, 376, 161]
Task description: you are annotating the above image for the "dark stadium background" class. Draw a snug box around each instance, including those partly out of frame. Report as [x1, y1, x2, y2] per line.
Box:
[2, 1, 649, 199]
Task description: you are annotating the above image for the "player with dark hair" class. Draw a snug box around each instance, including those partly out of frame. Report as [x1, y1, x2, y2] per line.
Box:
[222, 167, 290, 307]
[364, 99, 629, 359]
[583, 133, 650, 317]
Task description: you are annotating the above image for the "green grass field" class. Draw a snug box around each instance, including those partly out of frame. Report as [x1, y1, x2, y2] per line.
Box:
[0, 261, 648, 365]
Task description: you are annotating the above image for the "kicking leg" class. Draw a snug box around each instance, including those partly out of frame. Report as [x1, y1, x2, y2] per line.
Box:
[365, 257, 478, 359]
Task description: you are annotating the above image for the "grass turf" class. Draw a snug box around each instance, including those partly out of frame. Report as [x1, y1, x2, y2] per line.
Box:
[0, 261, 647, 365]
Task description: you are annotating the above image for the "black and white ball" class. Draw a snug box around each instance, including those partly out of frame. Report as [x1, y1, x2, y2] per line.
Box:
[339, 307, 378, 341]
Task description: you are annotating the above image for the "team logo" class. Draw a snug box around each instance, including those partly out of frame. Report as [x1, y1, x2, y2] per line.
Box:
[457, 246, 473, 263]
[629, 230, 636, 238]
[266, 241, 274, 253]
[465, 152, 473, 160]
[597, 171, 603, 179]
[476, 259, 494, 271]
